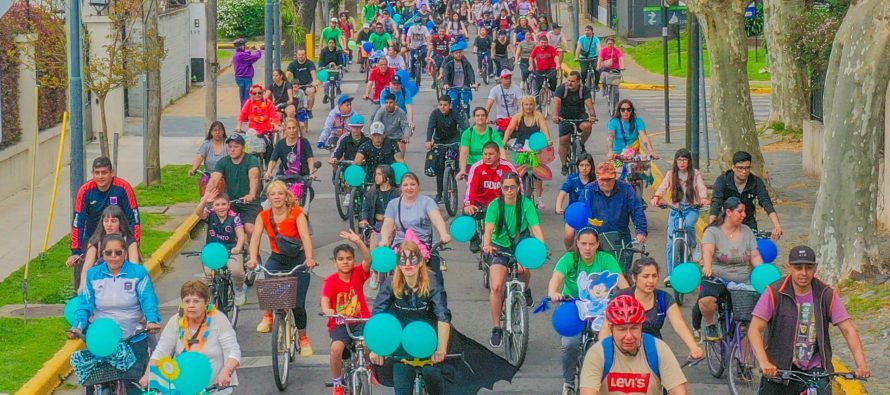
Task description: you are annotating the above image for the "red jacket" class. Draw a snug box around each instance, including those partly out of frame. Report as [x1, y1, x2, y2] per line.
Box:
[238, 98, 280, 134]
[464, 159, 516, 207]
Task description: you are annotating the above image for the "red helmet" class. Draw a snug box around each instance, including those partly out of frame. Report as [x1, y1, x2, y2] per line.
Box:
[605, 295, 646, 326]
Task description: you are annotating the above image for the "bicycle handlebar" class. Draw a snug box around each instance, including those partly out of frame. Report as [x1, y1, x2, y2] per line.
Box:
[253, 264, 308, 277]
[772, 369, 865, 383]
[657, 204, 704, 211]
[387, 353, 466, 368]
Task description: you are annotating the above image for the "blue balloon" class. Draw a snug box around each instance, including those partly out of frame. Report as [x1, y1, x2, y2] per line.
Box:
[751, 263, 782, 294]
[564, 202, 589, 230]
[552, 301, 585, 337]
[201, 242, 229, 270]
[528, 132, 548, 151]
[405, 80, 419, 97]
[757, 238, 779, 263]
[362, 41, 374, 53]
[344, 165, 366, 187]
[371, 246, 398, 272]
[426, 21, 436, 30]
[515, 238, 547, 269]
[391, 162, 410, 184]
[365, 313, 403, 355]
[64, 295, 83, 326]
[402, 321, 438, 358]
[173, 351, 213, 394]
[86, 318, 122, 357]
[670, 262, 703, 294]
[450, 216, 477, 243]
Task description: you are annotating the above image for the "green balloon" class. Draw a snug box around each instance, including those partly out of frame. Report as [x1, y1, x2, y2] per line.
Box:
[365, 313, 403, 355]
[670, 263, 703, 294]
[401, 321, 438, 358]
[348, 40, 358, 50]
[317, 69, 330, 81]
[344, 165, 366, 187]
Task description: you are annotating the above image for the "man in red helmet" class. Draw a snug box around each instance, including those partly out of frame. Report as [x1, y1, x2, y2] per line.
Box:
[578, 295, 689, 395]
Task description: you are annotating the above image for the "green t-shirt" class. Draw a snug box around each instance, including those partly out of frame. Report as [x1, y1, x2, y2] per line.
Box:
[460, 127, 504, 165]
[369, 32, 393, 51]
[363, 4, 379, 24]
[214, 154, 262, 200]
[484, 196, 540, 248]
[554, 251, 622, 298]
[322, 27, 344, 48]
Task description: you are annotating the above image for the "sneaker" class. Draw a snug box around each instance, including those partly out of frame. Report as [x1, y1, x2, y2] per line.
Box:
[523, 288, 533, 307]
[489, 327, 504, 347]
[663, 275, 672, 288]
[299, 335, 314, 356]
[323, 95, 329, 104]
[434, 195, 444, 204]
[469, 237, 481, 254]
[561, 165, 569, 176]
[256, 317, 273, 333]
[535, 197, 545, 210]
[562, 382, 576, 395]
[705, 324, 721, 342]
[235, 286, 247, 306]
[342, 195, 350, 207]
[332, 384, 346, 395]
[308, 111, 314, 119]
[431, 81, 437, 89]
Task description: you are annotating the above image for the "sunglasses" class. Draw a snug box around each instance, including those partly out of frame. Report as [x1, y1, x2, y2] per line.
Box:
[398, 254, 421, 267]
[252, 91, 263, 95]
[619, 107, 632, 112]
[103, 249, 125, 257]
[501, 185, 519, 192]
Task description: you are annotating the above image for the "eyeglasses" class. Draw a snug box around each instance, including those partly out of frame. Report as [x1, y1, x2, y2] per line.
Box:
[103, 249, 125, 257]
[501, 185, 519, 192]
[676, 157, 689, 162]
[734, 165, 752, 172]
[619, 107, 632, 112]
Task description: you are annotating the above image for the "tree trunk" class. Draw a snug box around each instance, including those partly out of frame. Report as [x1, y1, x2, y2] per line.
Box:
[297, 0, 316, 32]
[145, 0, 162, 185]
[763, 0, 809, 132]
[686, 0, 768, 178]
[98, 95, 110, 158]
[810, 0, 890, 285]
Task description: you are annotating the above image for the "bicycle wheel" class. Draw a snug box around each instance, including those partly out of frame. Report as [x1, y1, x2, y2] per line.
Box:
[610, 87, 620, 116]
[353, 370, 373, 395]
[521, 173, 535, 200]
[672, 240, 686, 306]
[481, 259, 490, 289]
[443, 166, 459, 217]
[541, 87, 551, 119]
[481, 59, 490, 85]
[223, 279, 239, 328]
[348, 188, 362, 232]
[705, 338, 726, 378]
[568, 138, 583, 174]
[504, 290, 529, 367]
[632, 181, 645, 209]
[329, 83, 337, 110]
[271, 312, 291, 390]
[727, 337, 761, 395]
[334, 170, 349, 220]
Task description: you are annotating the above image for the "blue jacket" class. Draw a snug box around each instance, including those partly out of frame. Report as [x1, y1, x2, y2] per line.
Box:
[75, 260, 161, 337]
[582, 180, 648, 238]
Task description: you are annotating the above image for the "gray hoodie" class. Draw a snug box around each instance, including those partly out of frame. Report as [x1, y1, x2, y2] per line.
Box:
[372, 106, 411, 140]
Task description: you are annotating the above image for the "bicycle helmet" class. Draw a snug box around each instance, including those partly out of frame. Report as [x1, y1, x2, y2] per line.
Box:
[605, 295, 646, 326]
[348, 113, 365, 127]
[369, 121, 386, 135]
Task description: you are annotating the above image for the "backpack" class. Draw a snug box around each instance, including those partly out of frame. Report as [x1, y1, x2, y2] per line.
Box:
[601, 333, 661, 382]
[653, 289, 667, 330]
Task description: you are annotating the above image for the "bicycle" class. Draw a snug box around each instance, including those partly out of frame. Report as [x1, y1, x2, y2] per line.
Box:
[447, 86, 476, 126]
[601, 69, 623, 117]
[333, 160, 355, 220]
[320, 64, 346, 110]
[486, 250, 530, 367]
[434, 143, 461, 217]
[270, 161, 322, 213]
[658, 204, 704, 306]
[387, 354, 471, 395]
[182, 250, 240, 328]
[321, 314, 373, 395]
[138, 384, 236, 394]
[254, 263, 309, 391]
[470, 207, 489, 289]
[73, 329, 149, 395]
[597, 231, 648, 276]
[410, 46, 427, 87]
[225, 197, 259, 286]
[528, 69, 557, 119]
[768, 370, 866, 395]
[347, 182, 373, 233]
[479, 52, 494, 85]
[617, 154, 654, 209]
[560, 118, 588, 175]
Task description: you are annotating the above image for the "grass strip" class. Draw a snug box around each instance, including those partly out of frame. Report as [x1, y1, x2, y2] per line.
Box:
[0, 317, 69, 392]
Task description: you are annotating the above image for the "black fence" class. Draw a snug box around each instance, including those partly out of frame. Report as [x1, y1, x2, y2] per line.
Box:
[810, 71, 825, 122]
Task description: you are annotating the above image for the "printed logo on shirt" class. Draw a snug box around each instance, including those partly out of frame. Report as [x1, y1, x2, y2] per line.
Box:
[606, 372, 651, 394]
[124, 281, 135, 292]
[110, 196, 118, 205]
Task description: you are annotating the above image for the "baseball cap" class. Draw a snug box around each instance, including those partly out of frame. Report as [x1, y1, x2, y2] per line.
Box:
[595, 162, 617, 180]
[233, 38, 247, 47]
[225, 133, 246, 145]
[348, 113, 366, 127]
[330, 17, 339, 22]
[363, 23, 370, 28]
[369, 121, 386, 135]
[499, 69, 512, 78]
[337, 95, 354, 106]
[788, 245, 817, 265]
[391, 75, 402, 84]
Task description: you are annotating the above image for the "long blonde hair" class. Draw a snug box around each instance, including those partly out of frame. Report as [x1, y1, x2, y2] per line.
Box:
[392, 241, 433, 298]
[264, 180, 298, 208]
[515, 95, 544, 124]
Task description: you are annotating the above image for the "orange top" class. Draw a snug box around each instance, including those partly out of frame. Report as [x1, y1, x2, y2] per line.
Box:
[260, 206, 303, 254]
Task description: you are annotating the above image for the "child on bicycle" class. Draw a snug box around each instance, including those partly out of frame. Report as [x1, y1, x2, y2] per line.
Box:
[651, 148, 709, 284]
[482, 172, 545, 348]
[321, 229, 373, 395]
[194, 190, 247, 306]
[556, 153, 595, 249]
[360, 164, 401, 248]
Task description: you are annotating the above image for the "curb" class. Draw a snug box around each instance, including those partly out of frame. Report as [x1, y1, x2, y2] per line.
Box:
[14, 214, 201, 395]
[559, 64, 772, 93]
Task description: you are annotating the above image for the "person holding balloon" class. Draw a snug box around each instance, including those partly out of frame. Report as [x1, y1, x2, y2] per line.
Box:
[555, 153, 595, 249]
[482, 172, 546, 347]
[463, 142, 517, 236]
[193, 190, 247, 306]
[141, 280, 241, 393]
[502, 95, 555, 209]
[371, 239, 453, 394]
[360, 164, 401, 248]
[354, 121, 404, 183]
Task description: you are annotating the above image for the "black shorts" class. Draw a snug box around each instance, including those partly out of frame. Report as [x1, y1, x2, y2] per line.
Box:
[558, 117, 588, 137]
[698, 279, 728, 300]
[232, 201, 262, 225]
[330, 323, 365, 344]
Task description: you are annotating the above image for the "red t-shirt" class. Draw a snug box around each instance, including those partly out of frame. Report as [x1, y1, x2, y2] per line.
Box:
[599, 46, 623, 69]
[464, 159, 516, 207]
[369, 67, 395, 100]
[530, 45, 559, 72]
[321, 265, 371, 331]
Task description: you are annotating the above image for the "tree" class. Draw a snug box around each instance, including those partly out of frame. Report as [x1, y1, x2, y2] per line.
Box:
[144, 0, 164, 185]
[810, 0, 890, 285]
[763, 0, 809, 132]
[684, 0, 769, 176]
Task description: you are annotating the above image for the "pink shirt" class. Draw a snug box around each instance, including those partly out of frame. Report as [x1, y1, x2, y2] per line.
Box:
[599, 46, 623, 69]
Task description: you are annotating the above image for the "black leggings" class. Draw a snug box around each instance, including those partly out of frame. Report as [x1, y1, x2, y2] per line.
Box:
[580, 59, 600, 89]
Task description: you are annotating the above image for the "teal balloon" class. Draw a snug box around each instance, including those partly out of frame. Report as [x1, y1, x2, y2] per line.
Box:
[85, 318, 122, 357]
[751, 263, 782, 294]
[365, 313, 403, 355]
[371, 246, 398, 272]
[391, 162, 409, 184]
[393, 14, 403, 24]
[318, 69, 330, 81]
[670, 262, 702, 294]
[201, 242, 229, 270]
[173, 351, 213, 394]
[401, 321, 438, 358]
[450, 216, 477, 243]
[64, 295, 83, 326]
[528, 132, 548, 151]
[515, 238, 547, 269]
[344, 165, 366, 187]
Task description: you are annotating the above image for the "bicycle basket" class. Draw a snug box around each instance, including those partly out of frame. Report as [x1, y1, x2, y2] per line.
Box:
[729, 290, 760, 321]
[604, 73, 622, 86]
[255, 276, 299, 310]
[246, 130, 267, 154]
[81, 361, 140, 386]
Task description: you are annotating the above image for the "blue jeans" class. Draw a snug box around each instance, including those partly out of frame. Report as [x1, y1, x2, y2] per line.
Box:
[447, 87, 472, 118]
[393, 363, 443, 394]
[236, 77, 253, 106]
[665, 205, 699, 274]
[266, 253, 311, 330]
[560, 334, 582, 383]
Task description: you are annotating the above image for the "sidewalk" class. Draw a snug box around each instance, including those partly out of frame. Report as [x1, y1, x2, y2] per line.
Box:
[0, 54, 261, 283]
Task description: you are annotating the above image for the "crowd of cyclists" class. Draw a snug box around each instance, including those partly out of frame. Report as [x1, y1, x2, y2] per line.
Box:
[62, 0, 873, 394]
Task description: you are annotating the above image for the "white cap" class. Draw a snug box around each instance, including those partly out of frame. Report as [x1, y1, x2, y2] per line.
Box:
[369, 121, 386, 135]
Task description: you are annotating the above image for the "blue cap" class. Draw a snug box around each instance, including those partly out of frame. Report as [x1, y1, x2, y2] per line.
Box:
[348, 113, 365, 126]
[450, 40, 467, 52]
[337, 95, 354, 106]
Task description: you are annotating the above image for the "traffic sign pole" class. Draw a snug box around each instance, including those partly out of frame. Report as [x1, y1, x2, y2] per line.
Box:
[662, 2, 670, 143]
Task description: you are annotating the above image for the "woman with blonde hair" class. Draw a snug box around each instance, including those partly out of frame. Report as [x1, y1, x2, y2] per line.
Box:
[371, 235, 452, 394]
[247, 180, 318, 355]
[502, 95, 554, 209]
